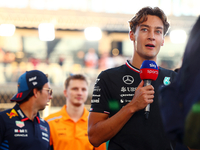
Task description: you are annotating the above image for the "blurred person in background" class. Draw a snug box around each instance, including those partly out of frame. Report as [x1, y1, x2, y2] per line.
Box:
[88, 6, 178, 150]
[159, 16, 200, 150]
[0, 48, 5, 84]
[0, 48, 5, 63]
[0, 70, 52, 150]
[84, 48, 99, 69]
[45, 74, 106, 150]
[98, 52, 114, 70]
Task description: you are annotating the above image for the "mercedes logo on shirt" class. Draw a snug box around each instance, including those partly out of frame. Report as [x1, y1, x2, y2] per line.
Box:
[123, 75, 134, 84]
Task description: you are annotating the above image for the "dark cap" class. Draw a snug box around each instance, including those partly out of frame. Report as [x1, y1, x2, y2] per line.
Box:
[10, 70, 48, 102]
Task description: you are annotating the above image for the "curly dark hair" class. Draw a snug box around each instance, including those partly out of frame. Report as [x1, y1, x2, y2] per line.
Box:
[129, 6, 170, 36]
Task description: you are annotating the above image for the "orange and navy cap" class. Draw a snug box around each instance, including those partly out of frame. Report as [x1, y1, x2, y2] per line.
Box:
[10, 70, 48, 102]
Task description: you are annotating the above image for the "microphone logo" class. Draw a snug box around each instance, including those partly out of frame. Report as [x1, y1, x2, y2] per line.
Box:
[147, 70, 158, 74]
[149, 63, 157, 68]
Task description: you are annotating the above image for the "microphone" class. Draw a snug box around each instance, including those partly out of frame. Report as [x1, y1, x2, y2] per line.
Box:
[140, 60, 159, 119]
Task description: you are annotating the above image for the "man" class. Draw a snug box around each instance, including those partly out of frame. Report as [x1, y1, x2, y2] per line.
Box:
[88, 7, 177, 150]
[159, 17, 200, 150]
[45, 74, 106, 150]
[0, 70, 52, 150]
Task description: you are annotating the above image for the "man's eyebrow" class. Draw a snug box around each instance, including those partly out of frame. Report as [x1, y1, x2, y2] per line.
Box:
[140, 24, 150, 28]
[140, 24, 163, 30]
[156, 26, 163, 30]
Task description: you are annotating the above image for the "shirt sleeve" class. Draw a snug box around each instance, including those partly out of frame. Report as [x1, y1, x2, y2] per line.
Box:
[90, 71, 111, 115]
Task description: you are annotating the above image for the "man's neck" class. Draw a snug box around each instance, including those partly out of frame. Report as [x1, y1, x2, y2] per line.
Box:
[19, 100, 38, 121]
[130, 53, 157, 69]
[66, 103, 84, 123]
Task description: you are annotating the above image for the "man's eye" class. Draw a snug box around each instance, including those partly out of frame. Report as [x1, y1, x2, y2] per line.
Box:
[156, 30, 162, 34]
[142, 28, 147, 31]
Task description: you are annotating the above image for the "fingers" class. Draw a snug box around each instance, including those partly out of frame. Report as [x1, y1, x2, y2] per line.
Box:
[136, 81, 154, 94]
[130, 81, 155, 112]
[137, 80, 154, 90]
[146, 96, 154, 104]
[143, 84, 154, 91]
[137, 80, 144, 88]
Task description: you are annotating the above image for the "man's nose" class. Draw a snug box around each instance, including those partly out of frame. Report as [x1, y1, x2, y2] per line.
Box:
[77, 89, 83, 94]
[148, 31, 155, 41]
[49, 94, 53, 99]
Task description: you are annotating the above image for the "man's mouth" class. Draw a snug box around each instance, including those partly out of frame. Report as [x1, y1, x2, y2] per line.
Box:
[145, 44, 155, 47]
[46, 100, 51, 106]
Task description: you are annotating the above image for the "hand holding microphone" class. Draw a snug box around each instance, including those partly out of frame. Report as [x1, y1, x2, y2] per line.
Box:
[140, 60, 159, 119]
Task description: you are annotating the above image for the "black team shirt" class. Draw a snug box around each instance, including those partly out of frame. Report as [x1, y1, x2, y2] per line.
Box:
[90, 60, 177, 150]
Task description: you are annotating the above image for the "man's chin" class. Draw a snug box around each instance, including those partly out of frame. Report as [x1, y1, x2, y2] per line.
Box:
[73, 103, 83, 107]
[39, 106, 46, 111]
[39, 108, 45, 112]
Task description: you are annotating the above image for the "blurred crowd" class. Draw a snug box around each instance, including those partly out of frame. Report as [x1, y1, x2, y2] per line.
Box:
[0, 48, 127, 86]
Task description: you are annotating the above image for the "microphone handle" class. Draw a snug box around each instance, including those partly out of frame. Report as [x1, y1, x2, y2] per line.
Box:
[144, 79, 152, 86]
[143, 80, 152, 119]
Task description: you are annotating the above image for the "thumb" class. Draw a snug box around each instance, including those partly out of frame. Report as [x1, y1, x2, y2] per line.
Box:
[137, 80, 144, 88]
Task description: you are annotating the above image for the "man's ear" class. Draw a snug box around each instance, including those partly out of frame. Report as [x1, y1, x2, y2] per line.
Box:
[161, 38, 164, 46]
[63, 89, 67, 97]
[33, 88, 38, 98]
[129, 30, 135, 41]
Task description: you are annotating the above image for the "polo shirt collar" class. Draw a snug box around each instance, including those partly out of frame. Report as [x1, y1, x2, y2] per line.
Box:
[125, 60, 159, 73]
[13, 104, 40, 123]
[61, 105, 89, 122]
[125, 60, 140, 73]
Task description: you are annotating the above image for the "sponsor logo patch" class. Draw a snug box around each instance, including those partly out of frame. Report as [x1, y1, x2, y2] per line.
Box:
[120, 94, 134, 97]
[14, 129, 28, 137]
[120, 99, 132, 103]
[40, 125, 47, 132]
[93, 86, 101, 92]
[91, 99, 100, 103]
[29, 76, 37, 82]
[16, 121, 25, 128]
[42, 137, 49, 142]
[16, 92, 23, 98]
[92, 94, 101, 97]
[163, 77, 171, 86]
[32, 82, 37, 86]
[7, 109, 18, 119]
[121, 87, 137, 92]
[14, 129, 28, 133]
[95, 79, 100, 85]
[17, 110, 24, 118]
[14, 134, 28, 137]
[42, 132, 49, 138]
[123, 75, 134, 85]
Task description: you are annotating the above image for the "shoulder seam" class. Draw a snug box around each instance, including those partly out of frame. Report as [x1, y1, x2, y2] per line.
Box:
[46, 115, 62, 122]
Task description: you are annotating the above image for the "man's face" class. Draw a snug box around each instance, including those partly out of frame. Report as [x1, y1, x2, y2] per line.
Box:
[64, 79, 88, 107]
[130, 15, 164, 60]
[36, 82, 53, 111]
